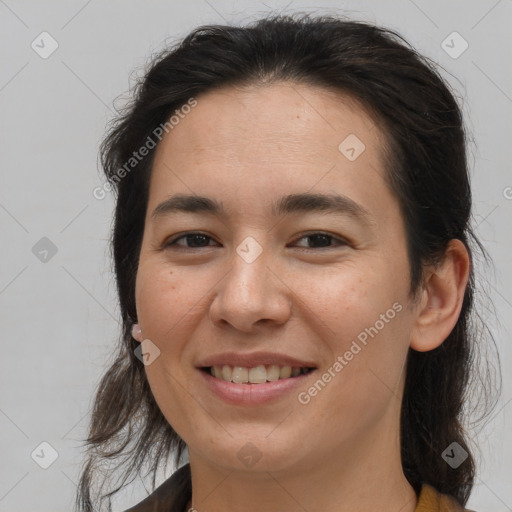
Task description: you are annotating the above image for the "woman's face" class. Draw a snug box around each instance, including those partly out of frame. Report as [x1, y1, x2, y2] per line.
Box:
[135, 82, 419, 473]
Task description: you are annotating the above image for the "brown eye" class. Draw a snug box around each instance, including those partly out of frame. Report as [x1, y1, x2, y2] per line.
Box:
[164, 232, 218, 249]
[163, 231, 349, 251]
[292, 232, 348, 249]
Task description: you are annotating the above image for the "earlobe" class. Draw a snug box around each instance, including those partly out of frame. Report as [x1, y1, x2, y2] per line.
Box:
[131, 323, 143, 342]
[410, 239, 470, 352]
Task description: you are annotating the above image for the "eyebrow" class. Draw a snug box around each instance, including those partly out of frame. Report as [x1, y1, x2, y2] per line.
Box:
[151, 192, 373, 226]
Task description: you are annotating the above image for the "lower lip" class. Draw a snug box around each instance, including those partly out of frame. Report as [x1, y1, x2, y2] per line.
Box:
[198, 369, 316, 405]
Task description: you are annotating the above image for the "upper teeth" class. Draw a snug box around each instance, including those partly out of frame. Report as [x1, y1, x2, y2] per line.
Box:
[210, 365, 308, 384]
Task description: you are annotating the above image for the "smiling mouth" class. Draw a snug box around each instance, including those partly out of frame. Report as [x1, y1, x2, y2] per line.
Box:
[201, 365, 316, 384]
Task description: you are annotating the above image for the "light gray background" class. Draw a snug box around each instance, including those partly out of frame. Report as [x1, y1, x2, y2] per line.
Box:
[1, 1, 511, 511]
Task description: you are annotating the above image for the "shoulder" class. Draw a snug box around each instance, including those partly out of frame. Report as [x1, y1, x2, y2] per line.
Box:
[415, 484, 478, 512]
[122, 463, 191, 512]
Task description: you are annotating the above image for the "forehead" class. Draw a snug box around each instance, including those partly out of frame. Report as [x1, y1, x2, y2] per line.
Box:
[147, 82, 395, 226]
[155, 82, 386, 163]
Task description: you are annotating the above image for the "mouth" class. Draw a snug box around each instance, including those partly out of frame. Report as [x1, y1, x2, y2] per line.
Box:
[201, 365, 316, 384]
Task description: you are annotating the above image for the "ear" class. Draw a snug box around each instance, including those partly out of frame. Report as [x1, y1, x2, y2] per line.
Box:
[131, 323, 143, 343]
[410, 239, 470, 352]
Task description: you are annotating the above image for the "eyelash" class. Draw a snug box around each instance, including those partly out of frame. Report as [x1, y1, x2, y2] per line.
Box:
[163, 231, 349, 251]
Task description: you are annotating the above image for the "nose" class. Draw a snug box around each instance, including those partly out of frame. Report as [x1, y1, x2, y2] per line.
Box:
[209, 242, 292, 333]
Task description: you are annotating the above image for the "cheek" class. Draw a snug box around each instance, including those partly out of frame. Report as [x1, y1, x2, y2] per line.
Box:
[303, 262, 412, 389]
[134, 262, 189, 354]
[300, 285, 411, 439]
[301, 263, 400, 340]
[134, 262, 201, 432]
[134, 258, 220, 376]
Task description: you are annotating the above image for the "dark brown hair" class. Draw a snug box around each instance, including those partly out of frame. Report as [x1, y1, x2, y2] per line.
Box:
[77, 13, 500, 511]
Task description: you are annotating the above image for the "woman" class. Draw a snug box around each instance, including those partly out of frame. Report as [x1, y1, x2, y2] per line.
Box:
[77, 14, 498, 512]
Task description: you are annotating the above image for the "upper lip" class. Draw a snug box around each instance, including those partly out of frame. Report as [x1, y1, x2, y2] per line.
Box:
[197, 351, 317, 369]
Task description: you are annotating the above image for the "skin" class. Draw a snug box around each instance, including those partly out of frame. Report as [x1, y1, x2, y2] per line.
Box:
[133, 82, 470, 512]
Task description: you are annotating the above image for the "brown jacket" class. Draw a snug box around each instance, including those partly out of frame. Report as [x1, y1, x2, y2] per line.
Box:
[123, 463, 472, 512]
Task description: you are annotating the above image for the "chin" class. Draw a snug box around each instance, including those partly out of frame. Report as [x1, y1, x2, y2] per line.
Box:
[188, 429, 311, 474]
